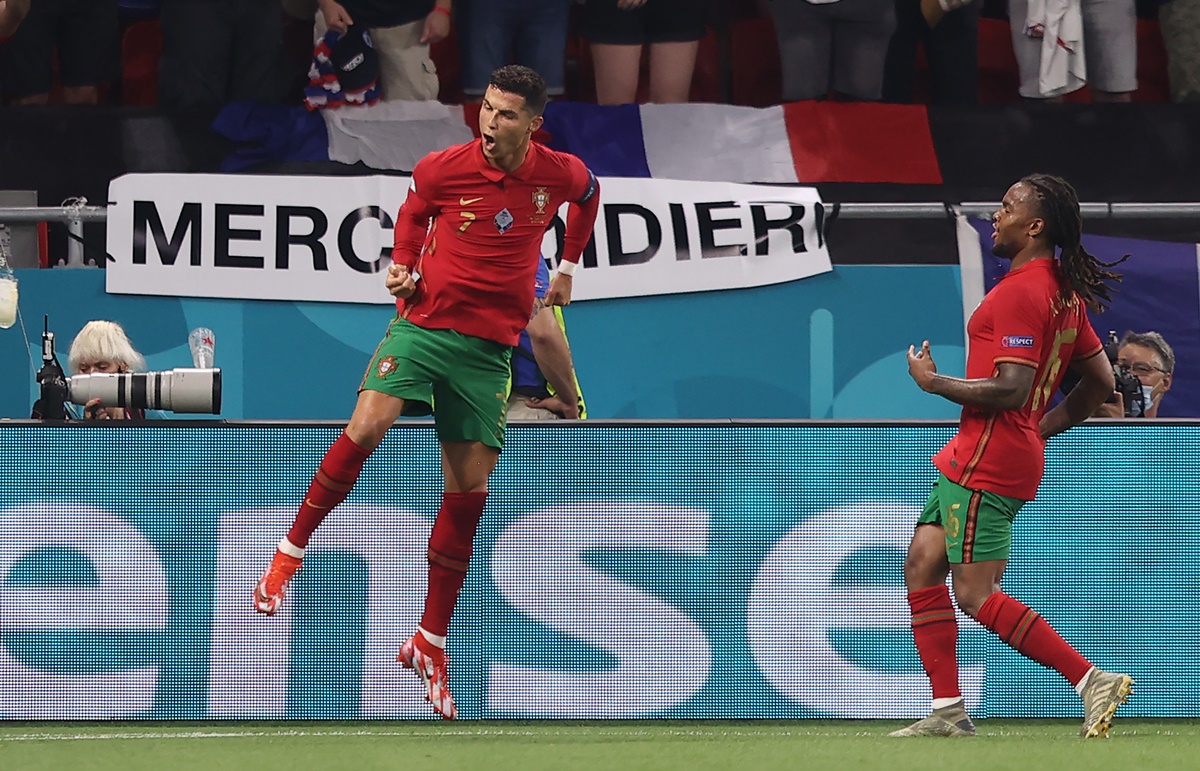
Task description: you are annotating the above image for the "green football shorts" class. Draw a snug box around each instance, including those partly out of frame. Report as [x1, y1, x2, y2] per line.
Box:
[917, 473, 1025, 563]
[360, 315, 512, 448]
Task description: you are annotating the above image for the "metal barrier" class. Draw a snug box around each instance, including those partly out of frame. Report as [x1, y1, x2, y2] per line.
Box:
[3, 201, 1200, 268]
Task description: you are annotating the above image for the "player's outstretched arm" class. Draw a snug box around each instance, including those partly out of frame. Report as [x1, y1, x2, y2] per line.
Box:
[908, 340, 1035, 410]
[526, 306, 580, 418]
[1040, 350, 1116, 439]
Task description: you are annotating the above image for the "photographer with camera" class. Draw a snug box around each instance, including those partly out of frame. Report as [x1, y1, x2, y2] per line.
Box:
[31, 318, 221, 420]
[68, 320, 150, 420]
[1095, 330, 1175, 418]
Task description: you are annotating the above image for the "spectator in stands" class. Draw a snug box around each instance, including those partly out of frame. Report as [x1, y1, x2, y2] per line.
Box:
[0, 0, 119, 105]
[510, 259, 586, 420]
[1095, 330, 1175, 417]
[768, 0, 897, 101]
[883, 0, 980, 105]
[1008, 0, 1138, 101]
[0, 0, 30, 39]
[68, 320, 150, 421]
[579, 0, 706, 105]
[458, 0, 572, 102]
[158, 0, 288, 115]
[314, 0, 450, 100]
[1160, 0, 1200, 102]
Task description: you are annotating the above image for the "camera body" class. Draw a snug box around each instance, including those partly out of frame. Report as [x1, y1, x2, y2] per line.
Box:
[1105, 331, 1145, 418]
[31, 322, 222, 419]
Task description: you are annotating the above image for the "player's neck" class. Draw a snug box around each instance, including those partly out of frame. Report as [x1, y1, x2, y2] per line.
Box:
[488, 139, 532, 174]
[1009, 248, 1054, 272]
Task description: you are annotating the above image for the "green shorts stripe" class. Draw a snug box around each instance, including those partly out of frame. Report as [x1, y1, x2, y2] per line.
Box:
[917, 473, 1024, 563]
[962, 490, 981, 563]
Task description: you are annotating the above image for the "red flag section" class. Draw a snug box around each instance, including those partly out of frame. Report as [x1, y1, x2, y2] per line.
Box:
[782, 102, 943, 184]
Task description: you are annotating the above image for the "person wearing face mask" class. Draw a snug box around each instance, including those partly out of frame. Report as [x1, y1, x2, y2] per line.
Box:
[1094, 331, 1175, 418]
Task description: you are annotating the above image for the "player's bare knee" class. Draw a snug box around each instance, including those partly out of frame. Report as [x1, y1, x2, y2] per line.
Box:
[344, 411, 392, 450]
[951, 585, 991, 619]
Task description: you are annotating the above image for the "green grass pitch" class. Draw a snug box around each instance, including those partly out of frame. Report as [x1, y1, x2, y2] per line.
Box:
[2, 720, 1197, 770]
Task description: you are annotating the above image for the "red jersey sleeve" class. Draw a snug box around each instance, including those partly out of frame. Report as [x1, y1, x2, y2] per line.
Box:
[1072, 311, 1104, 361]
[561, 157, 599, 267]
[392, 155, 441, 269]
[990, 283, 1044, 368]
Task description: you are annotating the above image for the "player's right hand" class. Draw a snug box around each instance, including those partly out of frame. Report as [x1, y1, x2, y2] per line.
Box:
[386, 264, 418, 299]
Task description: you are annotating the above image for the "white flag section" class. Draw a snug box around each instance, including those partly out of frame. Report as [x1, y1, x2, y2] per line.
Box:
[106, 173, 832, 304]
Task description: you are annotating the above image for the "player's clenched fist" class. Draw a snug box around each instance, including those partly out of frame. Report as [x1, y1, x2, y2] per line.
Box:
[386, 264, 418, 299]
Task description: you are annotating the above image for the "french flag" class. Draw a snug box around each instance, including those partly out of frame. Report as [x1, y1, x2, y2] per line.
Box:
[215, 99, 942, 185]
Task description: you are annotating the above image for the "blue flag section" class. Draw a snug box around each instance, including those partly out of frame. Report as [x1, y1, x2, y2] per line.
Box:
[0, 423, 1196, 719]
[971, 221, 1200, 417]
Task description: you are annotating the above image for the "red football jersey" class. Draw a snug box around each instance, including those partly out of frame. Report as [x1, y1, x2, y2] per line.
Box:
[391, 139, 599, 346]
[933, 258, 1103, 500]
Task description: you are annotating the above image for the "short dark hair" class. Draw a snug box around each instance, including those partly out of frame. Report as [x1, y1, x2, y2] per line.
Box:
[489, 65, 548, 115]
[1120, 331, 1175, 374]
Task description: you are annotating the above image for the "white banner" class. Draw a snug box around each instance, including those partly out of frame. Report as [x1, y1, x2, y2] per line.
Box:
[105, 174, 832, 304]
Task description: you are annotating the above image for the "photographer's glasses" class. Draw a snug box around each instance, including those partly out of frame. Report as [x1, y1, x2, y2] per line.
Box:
[1117, 360, 1167, 376]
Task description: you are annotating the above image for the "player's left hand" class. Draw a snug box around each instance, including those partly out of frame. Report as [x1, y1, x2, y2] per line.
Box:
[421, 6, 450, 43]
[546, 273, 573, 306]
[386, 263, 418, 299]
[907, 340, 938, 391]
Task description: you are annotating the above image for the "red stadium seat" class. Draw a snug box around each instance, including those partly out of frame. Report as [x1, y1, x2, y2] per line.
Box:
[1133, 19, 1170, 102]
[977, 18, 1021, 103]
[730, 15, 781, 107]
[430, 24, 463, 104]
[120, 18, 162, 107]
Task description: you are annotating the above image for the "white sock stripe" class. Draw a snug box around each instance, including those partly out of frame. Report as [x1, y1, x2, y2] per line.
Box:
[931, 697, 964, 711]
[277, 537, 305, 559]
[418, 627, 447, 648]
[1075, 666, 1097, 695]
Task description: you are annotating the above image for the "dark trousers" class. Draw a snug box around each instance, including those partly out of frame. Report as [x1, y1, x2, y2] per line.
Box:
[882, 0, 980, 106]
[158, 0, 286, 115]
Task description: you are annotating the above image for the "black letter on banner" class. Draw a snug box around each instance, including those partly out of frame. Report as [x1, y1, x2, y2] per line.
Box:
[133, 201, 201, 266]
[214, 204, 265, 268]
[749, 203, 807, 256]
[339, 206, 395, 274]
[276, 206, 329, 270]
[605, 204, 661, 266]
[547, 216, 565, 265]
[582, 231, 599, 269]
[669, 203, 690, 261]
[814, 202, 826, 249]
[695, 202, 746, 258]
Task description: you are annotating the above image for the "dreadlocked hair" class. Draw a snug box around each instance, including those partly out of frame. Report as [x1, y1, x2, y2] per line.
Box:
[1021, 173, 1126, 313]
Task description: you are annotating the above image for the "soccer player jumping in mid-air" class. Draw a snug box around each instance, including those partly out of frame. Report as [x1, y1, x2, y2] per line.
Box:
[894, 174, 1133, 739]
[254, 65, 599, 719]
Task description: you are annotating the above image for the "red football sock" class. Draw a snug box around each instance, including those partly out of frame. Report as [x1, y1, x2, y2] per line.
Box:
[909, 584, 962, 700]
[419, 491, 487, 637]
[976, 591, 1092, 686]
[286, 432, 371, 549]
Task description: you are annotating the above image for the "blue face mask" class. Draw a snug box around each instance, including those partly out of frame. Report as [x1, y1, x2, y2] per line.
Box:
[1141, 384, 1156, 413]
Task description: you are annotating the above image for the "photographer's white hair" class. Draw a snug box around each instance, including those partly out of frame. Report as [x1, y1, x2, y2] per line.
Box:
[68, 320, 146, 374]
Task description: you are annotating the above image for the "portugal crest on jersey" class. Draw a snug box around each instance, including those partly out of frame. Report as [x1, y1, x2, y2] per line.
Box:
[377, 355, 397, 378]
[494, 208, 514, 234]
